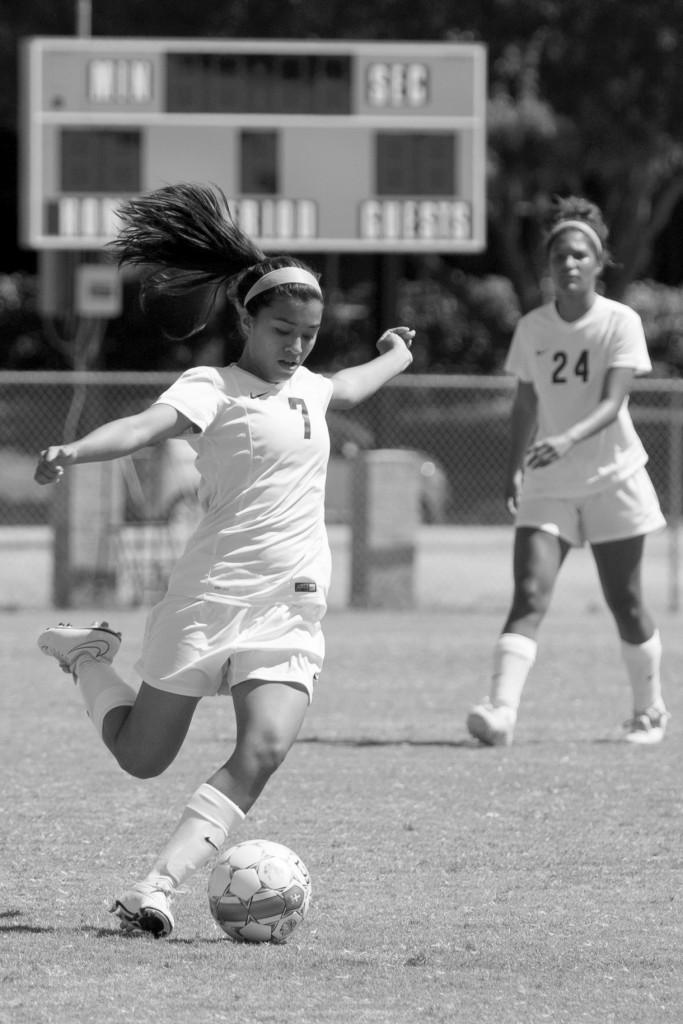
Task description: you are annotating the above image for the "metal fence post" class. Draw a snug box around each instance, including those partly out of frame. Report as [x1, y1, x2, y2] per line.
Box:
[667, 389, 682, 612]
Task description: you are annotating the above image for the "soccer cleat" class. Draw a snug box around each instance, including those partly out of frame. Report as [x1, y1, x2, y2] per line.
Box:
[466, 702, 517, 746]
[623, 707, 670, 745]
[111, 881, 175, 939]
[37, 622, 122, 676]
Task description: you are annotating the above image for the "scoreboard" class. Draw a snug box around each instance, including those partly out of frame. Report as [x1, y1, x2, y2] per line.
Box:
[20, 37, 487, 253]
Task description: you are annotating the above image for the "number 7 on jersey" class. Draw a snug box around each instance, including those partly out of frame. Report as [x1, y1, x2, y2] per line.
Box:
[288, 397, 311, 438]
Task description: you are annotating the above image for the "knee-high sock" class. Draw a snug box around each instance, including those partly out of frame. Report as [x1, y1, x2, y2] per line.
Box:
[489, 632, 538, 710]
[74, 657, 136, 736]
[143, 783, 246, 890]
[621, 629, 665, 714]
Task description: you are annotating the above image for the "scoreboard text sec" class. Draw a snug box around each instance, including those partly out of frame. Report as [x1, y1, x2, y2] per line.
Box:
[20, 37, 487, 253]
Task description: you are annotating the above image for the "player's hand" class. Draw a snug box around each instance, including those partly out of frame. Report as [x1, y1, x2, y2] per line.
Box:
[377, 326, 415, 356]
[505, 469, 524, 516]
[526, 433, 573, 469]
[34, 445, 77, 485]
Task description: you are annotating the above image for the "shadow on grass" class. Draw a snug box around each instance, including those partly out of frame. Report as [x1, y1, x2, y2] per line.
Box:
[299, 736, 476, 748]
[91, 928, 225, 945]
[0, 912, 224, 945]
[0, 915, 56, 935]
[77, 923, 226, 945]
[299, 734, 640, 748]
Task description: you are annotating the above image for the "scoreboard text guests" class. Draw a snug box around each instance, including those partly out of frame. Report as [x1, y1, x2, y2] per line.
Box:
[20, 38, 487, 252]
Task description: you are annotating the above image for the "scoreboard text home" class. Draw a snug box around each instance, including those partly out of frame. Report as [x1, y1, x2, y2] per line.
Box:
[20, 38, 487, 253]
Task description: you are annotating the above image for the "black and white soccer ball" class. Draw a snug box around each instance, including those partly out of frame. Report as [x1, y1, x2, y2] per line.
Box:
[208, 839, 311, 943]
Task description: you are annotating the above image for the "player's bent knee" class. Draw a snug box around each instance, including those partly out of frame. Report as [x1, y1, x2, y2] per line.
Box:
[114, 746, 175, 779]
[512, 581, 553, 617]
[604, 593, 641, 622]
[248, 736, 292, 779]
[256, 745, 289, 777]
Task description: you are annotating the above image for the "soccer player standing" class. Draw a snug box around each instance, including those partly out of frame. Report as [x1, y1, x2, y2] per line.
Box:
[466, 196, 668, 748]
[35, 183, 415, 937]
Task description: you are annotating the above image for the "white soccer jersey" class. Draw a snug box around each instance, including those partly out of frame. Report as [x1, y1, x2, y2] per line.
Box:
[153, 363, 334, 607]
[505, 295, 652, 498]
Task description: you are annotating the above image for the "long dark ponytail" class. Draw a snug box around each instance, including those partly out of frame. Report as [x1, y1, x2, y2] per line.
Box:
[110, 183, 322, 338]
[108, 183, 266, 338]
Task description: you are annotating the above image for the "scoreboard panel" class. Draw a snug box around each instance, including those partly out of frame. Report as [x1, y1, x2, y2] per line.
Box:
[20, 37, 487, 252]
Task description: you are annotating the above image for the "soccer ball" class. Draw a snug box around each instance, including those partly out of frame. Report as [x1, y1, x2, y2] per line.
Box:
[208, 839, 311, 943]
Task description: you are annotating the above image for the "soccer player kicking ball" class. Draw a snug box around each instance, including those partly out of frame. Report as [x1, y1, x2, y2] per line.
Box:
[466, 195, 669, 748]
[36, 182, 415, 938]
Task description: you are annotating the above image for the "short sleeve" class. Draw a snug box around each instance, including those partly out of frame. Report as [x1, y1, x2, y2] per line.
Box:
[609, 305, 652, 377]
[154, 366, 223, 432]
[313, 371, 334, 412]
[504, 321, 533, 382]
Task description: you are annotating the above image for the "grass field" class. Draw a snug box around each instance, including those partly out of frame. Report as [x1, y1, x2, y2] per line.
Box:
[1, 599, 682, 1024]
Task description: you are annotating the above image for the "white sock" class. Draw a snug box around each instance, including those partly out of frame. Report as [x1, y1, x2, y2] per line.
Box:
[74, 657, 136, 735]
[143, 783, 246, 890]
[489, 632, 538, 711]
[620, 630, 665, 714]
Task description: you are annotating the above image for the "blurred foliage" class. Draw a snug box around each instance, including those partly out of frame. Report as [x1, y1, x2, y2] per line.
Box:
[625, 280, 683, 378]
[0, 272, 52, 368]
[397, 273, 520, 374]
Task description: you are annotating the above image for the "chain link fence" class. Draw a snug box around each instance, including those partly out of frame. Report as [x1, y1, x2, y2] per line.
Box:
[1, 370, 682, 609]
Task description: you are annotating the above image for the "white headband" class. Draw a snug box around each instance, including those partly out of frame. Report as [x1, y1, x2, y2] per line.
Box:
[546, 219, 604, 257]
[243, 267, 322, 307]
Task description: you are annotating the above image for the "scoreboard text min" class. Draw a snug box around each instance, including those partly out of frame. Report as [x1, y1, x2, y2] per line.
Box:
[20, 37, 487, 253]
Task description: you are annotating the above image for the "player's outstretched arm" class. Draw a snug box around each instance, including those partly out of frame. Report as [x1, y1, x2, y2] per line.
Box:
[328, 326, 414, 409]
[34, 403, 194, 485]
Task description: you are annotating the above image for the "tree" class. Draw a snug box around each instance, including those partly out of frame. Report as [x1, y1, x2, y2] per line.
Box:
[540, 0, 683, 298]
[479, 0, 683, 304]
